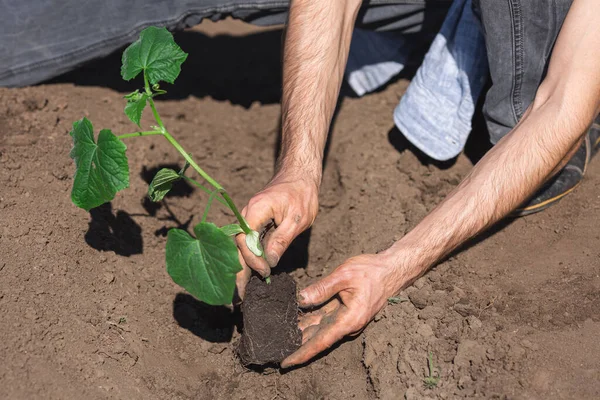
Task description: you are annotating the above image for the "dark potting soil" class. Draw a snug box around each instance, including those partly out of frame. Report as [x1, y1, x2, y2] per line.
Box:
[238, 274, 302, 366]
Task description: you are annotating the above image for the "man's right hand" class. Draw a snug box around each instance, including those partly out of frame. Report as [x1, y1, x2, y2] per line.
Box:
[235, 171, 319, 297]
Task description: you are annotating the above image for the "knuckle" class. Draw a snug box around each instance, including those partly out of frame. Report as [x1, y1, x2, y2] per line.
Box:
[272, 237, 290, 251]
[336, 265, 355, 283]
[280, 191, 293, 204]
[350, 313, 370, 331]
[247, 194, 267, 209]
[312, 282, 328, 301]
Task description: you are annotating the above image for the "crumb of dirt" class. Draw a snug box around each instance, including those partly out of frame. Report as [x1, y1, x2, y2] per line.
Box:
[454, 340, 486, 371]
[238, 274, 302, 366]
[409, 290, 430, 309]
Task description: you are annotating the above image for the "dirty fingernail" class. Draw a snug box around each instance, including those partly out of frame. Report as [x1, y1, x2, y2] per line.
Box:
[260, 266, 271, 278]
[267, 252, 280, 267]
[298, 292, 307, 305]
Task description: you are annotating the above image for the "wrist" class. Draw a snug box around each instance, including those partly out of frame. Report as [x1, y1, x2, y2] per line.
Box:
[275, 154, 323, 189]
[379, 239, 435, 294]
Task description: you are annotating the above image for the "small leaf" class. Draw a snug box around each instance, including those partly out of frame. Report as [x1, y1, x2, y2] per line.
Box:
[166, 223, 242, 305]
[245, 230, 264, 257]
[148, 168, 180, 202]
[124, 89, 141, 101]
[220, 224, 244, 237]
[121, 26, 188, 85]
[178, 160, 190, 175]
[124, 90, 148, 126]
[69, 118, 129, 211]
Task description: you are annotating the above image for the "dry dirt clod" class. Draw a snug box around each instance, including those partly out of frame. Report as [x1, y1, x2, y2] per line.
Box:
[409, 291, 429, 310]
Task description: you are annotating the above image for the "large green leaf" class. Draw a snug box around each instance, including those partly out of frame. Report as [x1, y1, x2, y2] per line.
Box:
[124, 90, 148, 126]
[147, 168, 180, 202]
[69, 118, 129, 211]
[121, 26, 188, 85]
[166, 223, 242, 305]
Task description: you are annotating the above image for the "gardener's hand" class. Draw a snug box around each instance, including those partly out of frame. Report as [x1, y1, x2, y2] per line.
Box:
[281, 252, 407, 368]
[235, 172, 319, 296]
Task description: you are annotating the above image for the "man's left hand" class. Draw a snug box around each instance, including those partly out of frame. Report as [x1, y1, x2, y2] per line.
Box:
[281, 252, 407, 368]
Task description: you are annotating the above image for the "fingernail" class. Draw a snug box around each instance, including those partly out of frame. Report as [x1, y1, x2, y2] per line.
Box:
[298, 292, 307, 305]
[261, 267, 271, 278]
[267, 252, 280, 267]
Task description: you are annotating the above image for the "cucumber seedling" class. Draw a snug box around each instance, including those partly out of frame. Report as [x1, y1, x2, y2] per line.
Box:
[68, 26, 266, 306]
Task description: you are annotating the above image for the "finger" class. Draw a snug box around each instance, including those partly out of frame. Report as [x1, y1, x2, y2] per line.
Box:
[234, 252, 252, 302]
[301, 325, 320, 344]
[281, 312, 350, 368]
[301, 311, 339, 344]
[320, 298, 341, 314]
[236, 233, 271, 277]
[299, 272, 348, 308]
[244, 201, 276, 233]
[236, 202, 275, 277]
[298, 314, 323, 331]
[298, 298, 340, 329]
[263, 218, 299, 267]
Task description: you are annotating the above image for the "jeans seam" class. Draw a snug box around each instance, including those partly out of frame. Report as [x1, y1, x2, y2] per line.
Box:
[509, 0, 524, 121]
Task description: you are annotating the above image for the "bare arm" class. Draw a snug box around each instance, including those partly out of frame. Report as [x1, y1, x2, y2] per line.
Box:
[235, 0, 362, 283]
[283, 0, 600, 367]
[278, 0, 362, 183]
[384, 0, 600, 285]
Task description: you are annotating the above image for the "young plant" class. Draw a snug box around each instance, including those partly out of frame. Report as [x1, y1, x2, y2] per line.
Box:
[68, 26, 265, 305]
[423, 350, 441, 389]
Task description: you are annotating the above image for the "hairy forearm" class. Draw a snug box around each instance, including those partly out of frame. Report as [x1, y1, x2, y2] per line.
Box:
[385, 0, 600, 288]
[277, 0, 361, 185]
[389, 99, 593, 282]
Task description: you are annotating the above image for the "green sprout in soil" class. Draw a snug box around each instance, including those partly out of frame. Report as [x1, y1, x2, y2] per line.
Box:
[423, 351, 441, 389]
[68, 27, 266, 306]
[387, 296, 408, 305]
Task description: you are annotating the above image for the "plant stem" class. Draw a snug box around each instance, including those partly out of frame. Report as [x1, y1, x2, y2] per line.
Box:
[147, 98, 166, 132]
[428, 351, 435, 377]
[202, 190, 219, 223]
[161, 130, 222, 189]
[182, 176, 228, 207]
[118, 130, 162, 139]
[142, 71, 253, 234]
[220, 191, 252, 234]
[165, 131, 250, 233]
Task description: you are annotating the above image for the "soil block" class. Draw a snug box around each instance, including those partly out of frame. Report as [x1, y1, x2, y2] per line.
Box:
[238, 274, 302, 366]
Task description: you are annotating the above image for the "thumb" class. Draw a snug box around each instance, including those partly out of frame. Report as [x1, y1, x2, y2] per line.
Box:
[299, 271, 347, 308]
[263, 218, 298, 267]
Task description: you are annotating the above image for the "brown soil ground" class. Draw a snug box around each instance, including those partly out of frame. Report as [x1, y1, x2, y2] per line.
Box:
[1, 20, 599, 400]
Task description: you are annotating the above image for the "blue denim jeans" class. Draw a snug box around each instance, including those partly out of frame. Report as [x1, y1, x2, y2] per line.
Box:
[0, 0, 572, 143]
[474, 0, 573, 142]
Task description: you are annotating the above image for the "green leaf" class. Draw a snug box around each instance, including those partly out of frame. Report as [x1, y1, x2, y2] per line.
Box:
[121, 26, 188, 85]
[166, 223, 242, 305]
[220, 224, 244, 237]
[69, 117, 129, 211]
[148, 168, 181, 202]
[123, 90, 148, 126]
[245, 230, 264, 257]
